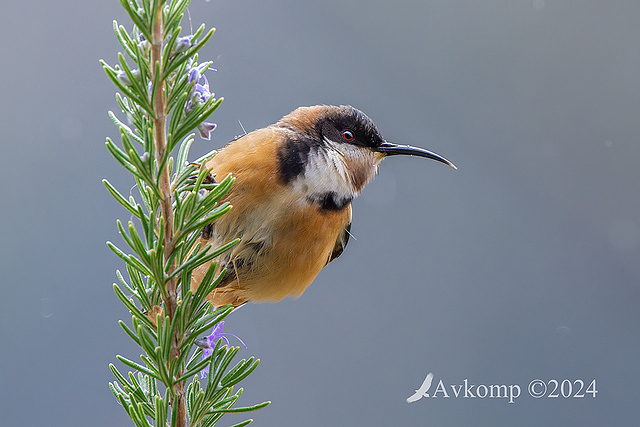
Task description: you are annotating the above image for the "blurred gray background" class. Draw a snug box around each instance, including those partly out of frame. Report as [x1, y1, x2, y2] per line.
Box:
[1, 0, 639, 425]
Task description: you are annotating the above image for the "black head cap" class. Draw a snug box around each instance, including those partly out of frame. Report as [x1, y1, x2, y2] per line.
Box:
[314, 105, 385, 149]
[276, 105, 383, 147]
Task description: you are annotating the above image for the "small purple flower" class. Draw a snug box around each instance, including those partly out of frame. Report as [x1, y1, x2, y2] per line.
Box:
[197, 122, 217, 140]
[184, 61, 218, 139]
[174, 35, 195, 54]
[187, 61, 214, 84]
[188, 80, 211, 111]
[196, 321, 246, 378]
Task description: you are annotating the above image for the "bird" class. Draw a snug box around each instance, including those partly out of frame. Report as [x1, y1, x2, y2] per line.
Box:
[189, 105, 455, 307]
[406, 372, 434, 403]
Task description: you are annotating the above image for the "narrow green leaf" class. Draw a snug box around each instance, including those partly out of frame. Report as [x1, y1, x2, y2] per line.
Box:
[110, 363, 131, 389]
[125, 221, 151, 262]
[100, 60, 153, 115]
[148, 60, 162, 120]
[167, 237, 237, 281]
[176, 203, 233, 241]
[126, 264, 154, 309]
[116, 354, 160, 380]
[161, 25, 181, 70]
[210, 346, 240, 392]
[136, 322, 159, 358]
[229, 359, 260, 386]
[115, 269, 138, 298]
[165, 0, 192, 31]
[119, 320, 141, 346]
[109, 111, 146, 146]
[167, 67, 190, 113]
[221, 357, 259, 388]
[109, 242, 152, 278]
[103, 179, 139, 218]
[173, 355, 212, 384]
[113, 21, 136, 62]
[156, 313, 172, 362]
[211, 391, 241, 411]
[192, 260, 220, 302]
[211, 401, 270, 414]
[154, 394, 166, 427]
[118, 0, 152, 41]
[101, 61, 154, 116]
[186, 306, 233, 343]
[201, 173, 234, 204]
[173, 96, 223, 144]
[129, 400, 153, 427]
[105, 137, 138, 176]
[109, 381, 125, 399]
[113, 284, 155, 331]
[227, 419, 255, 427]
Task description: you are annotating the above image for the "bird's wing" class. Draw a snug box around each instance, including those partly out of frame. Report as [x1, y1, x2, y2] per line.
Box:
[416, 373, 434, 393]
[406, 391, 423, 403]
[326, 222, 351, 265]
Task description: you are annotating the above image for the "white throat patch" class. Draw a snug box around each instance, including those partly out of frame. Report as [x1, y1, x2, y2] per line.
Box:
[289, 137, 380, 204]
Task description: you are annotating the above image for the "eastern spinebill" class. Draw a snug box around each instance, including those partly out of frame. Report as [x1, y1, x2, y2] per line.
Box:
[190, 105, 456, 307]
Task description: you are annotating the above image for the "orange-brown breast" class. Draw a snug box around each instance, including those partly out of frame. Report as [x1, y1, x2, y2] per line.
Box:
[189, 126, 352, 306]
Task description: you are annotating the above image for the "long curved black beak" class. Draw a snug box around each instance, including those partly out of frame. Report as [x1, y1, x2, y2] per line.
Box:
[375, 142, 457, 169]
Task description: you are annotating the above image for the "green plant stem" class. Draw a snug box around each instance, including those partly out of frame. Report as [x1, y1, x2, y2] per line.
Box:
[149, 4, 186, 426]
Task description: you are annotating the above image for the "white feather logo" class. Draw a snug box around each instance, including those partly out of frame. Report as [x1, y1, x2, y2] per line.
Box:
[406, 373, 434, 403]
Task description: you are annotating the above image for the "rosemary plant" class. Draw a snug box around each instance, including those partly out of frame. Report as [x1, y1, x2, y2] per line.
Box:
[101, 1, 268, 426]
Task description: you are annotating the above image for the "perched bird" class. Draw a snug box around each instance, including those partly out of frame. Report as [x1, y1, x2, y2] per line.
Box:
[190, 105, 455, 307]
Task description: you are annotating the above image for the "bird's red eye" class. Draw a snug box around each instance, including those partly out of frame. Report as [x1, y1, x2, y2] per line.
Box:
[342, 130, 354, 141]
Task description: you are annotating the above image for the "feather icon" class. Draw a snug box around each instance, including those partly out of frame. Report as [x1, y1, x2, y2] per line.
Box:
[406, 373, 434, 403]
